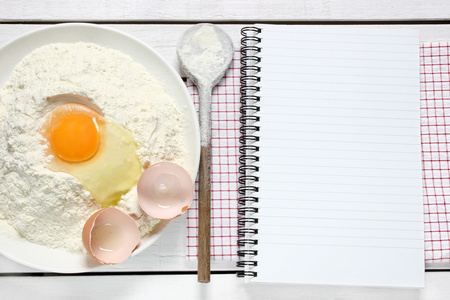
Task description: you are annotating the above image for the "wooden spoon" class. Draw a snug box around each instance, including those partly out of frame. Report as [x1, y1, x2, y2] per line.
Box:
[177, 23, 233, 283]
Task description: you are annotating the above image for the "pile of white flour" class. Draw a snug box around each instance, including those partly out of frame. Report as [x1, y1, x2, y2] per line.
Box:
[0, 43, 187, 253]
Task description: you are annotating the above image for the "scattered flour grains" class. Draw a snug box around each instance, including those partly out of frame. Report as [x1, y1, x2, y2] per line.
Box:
[0, 43, 188, 253]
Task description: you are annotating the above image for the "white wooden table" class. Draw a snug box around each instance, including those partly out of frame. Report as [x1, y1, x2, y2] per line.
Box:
[1, 1, 450, 299]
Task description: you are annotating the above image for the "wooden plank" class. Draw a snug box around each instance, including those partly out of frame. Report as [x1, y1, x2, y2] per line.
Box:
[3, 272, 450, 300]
[0, 0, 450, 22]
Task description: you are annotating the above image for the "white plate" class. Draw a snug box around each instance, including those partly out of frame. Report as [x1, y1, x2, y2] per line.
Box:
[0, 23, 200, 273]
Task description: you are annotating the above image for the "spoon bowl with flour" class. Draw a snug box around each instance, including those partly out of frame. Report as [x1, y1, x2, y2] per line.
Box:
[177, 24, 233, 283]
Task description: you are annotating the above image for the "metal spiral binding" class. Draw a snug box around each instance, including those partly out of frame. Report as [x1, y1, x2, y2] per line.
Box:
[236, 26, 262, 279]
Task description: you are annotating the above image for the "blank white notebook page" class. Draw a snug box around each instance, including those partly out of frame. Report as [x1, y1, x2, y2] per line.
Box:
[252, 25, 424, 287]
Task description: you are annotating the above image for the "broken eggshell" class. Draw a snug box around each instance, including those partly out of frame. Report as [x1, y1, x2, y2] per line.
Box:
[82, 207, 140, 265]
[137, 162, 194, 219]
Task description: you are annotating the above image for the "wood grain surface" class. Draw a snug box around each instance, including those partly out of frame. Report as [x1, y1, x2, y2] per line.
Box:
[0, 0, 450, 22]
[198, 145, 212, 283]
[1, 1, 450, 298]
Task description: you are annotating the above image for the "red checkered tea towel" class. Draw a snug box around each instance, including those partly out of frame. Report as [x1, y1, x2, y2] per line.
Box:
[421, 42, 450, 262]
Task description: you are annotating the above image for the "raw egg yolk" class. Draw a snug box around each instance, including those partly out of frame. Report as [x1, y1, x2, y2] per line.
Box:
[50, 113, 100, 162]
[42, 102, 143, 207]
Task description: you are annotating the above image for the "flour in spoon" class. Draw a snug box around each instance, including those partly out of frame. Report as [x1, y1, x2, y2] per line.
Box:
[179, 25, 225, 83]
[0, 43, 188, 253]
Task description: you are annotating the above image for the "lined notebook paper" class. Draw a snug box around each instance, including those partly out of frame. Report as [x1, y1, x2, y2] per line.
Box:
[238, 25, 424, 287]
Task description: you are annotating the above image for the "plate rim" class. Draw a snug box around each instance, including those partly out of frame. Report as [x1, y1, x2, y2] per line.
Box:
[0, 23, 200, 273]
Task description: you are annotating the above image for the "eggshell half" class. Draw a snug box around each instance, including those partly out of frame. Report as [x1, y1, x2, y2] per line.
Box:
[137, 162, 194, 219]
[82, 207, 140, 265]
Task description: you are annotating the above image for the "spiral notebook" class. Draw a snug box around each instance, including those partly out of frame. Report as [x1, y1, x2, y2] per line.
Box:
[237, 25, 424, 287]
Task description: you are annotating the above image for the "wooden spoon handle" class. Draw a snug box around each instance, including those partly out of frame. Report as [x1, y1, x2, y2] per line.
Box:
[198, 145, 211, 283]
